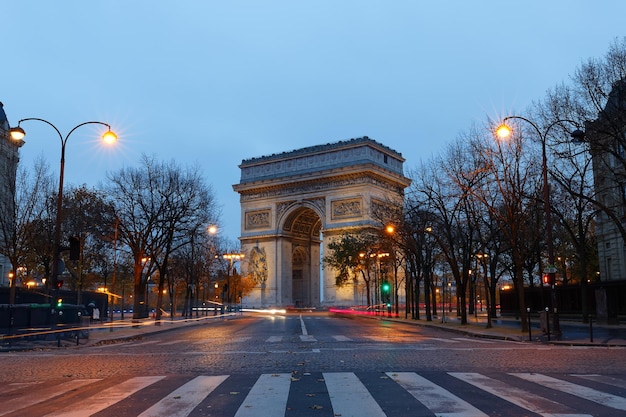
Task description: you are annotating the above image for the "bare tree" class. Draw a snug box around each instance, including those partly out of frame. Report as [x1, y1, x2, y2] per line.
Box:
[0, 156, 53, 303]
[410, 138, 483, 325]
[469, 123, 542, 332]
[60, 185, 116, 304]
[542, 38, 626, 244]
[106, 154, 219, 320]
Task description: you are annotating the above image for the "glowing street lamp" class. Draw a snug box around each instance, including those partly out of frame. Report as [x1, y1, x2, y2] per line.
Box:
[9, 118, 117, 332]
[495, 116, 583, 335]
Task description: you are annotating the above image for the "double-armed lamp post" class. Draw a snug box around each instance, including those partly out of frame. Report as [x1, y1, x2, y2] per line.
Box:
[10, 119, 117, 330]
[496, 116, 583, 334]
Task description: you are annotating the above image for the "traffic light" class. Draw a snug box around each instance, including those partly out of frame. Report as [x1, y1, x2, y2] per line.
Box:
[381, 281, 391, 304]
[56, 298, 63, 308]
[542, 275, 549, 285]
[56, 279, 64, 289]
[69, 236, 80, 261]
[381, 281, 392, 315]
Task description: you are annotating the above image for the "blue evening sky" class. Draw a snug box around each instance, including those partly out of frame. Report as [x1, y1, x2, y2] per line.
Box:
[3, 1, 625, 241]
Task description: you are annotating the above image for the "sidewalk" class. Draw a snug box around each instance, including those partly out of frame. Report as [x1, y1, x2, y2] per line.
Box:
[0, 313, 237, 352]
[376, 313, 626, 347]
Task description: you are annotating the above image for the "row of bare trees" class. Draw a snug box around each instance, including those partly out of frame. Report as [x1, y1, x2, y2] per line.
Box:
[0, 151, 254, 320]
[326, 38, 626, 331]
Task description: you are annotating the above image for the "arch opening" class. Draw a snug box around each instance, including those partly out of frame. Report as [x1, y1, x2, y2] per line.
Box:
[282, 207, 322, 308]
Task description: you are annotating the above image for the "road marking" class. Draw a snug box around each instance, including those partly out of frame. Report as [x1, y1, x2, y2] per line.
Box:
[324, 372, 386, 417]
[0, 379, 101, 416]
[299, 314, 308, 335]
[332, 335, 353, 341]
[266, 335, 282, 342]
[2, 372, 625, 416]
[133, 340, 162, 346]
[300, 335, 317, 342]
[573, 374, 626, 389]
[427, 337, 460, 343]
[48, 376, 165, 417]
[232, 336, 252, 343]
[234, 373, 291, 417]
[159, 340, 181, 346]
[452, 337, 495, 344]
[138, 375, 228, 417]
[388, 372, 488, 417]
[450, 372, 589, 417]
[4, 382, 39, 393]
[513, 373, 626, 411]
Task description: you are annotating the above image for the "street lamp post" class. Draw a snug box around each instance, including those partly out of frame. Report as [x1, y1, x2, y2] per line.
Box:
[10, 119, 117, 335]
[496, 116, 583, 336]
[222, 253, 244, 308]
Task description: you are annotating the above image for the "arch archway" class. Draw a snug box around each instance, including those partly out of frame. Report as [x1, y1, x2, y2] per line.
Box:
[281, 206, 322, 307]
[233, 137, 410, 308]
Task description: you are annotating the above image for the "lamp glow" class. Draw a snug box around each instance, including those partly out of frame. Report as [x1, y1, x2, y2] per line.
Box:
[102, 129, 118, 144]
[496, 124, 512, 139]
[9, 126, 25, 140]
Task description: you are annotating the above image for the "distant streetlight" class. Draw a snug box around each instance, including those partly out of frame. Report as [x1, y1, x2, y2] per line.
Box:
[10, 118, 117, 333]
[222, 253, 245, 306]
[496, 116, 583, 335]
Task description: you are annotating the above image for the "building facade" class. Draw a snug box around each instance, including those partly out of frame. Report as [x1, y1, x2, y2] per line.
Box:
[0, 102, 23, 287]
[586, 79, 626, 282]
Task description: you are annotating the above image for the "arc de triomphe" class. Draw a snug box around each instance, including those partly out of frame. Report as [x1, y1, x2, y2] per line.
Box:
[233, 137, 410, 308]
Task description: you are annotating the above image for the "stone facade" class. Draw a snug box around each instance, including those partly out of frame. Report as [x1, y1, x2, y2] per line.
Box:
[0, 103, 23, 287]
[586, 80, 626, 282]
[233, 136, 410, 307]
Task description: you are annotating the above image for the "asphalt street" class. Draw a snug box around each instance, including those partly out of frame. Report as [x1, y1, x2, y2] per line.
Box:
[1, 311, 626, 416]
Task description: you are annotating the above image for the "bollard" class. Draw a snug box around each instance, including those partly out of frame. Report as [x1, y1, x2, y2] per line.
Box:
[589, 314, 594, 343]
[545, 307, 550, 342]
[527, 308, 532, 342]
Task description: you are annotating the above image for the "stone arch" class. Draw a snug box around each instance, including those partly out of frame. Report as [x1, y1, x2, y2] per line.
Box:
[278, 204, 322, 307]
[233, 137, 410, 308]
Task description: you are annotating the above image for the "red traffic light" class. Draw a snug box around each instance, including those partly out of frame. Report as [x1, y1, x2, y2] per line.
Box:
[56, 280, 64, 289]
[542, 275, 549, 285]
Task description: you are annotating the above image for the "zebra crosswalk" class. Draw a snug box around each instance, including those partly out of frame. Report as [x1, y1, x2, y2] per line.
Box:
[3, 371, 625, 416]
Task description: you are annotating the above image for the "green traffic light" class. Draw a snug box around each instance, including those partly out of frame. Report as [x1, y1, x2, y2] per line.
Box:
[382, 282, 390, 292]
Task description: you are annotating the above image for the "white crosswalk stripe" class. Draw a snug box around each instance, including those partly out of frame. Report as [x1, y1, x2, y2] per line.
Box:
[47, 376, 166, 417]
[324, 372, 386, 417]
[389, 372, 488, 416]
[450, 372, 590, 417]
[3, 372, 626, 416]
[234, 373, 291, 417]
[573, 373, 626, 389]
[513, 372, 626, 412]
[138, 375, 228, 417]
[0, 379, 101, 416]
